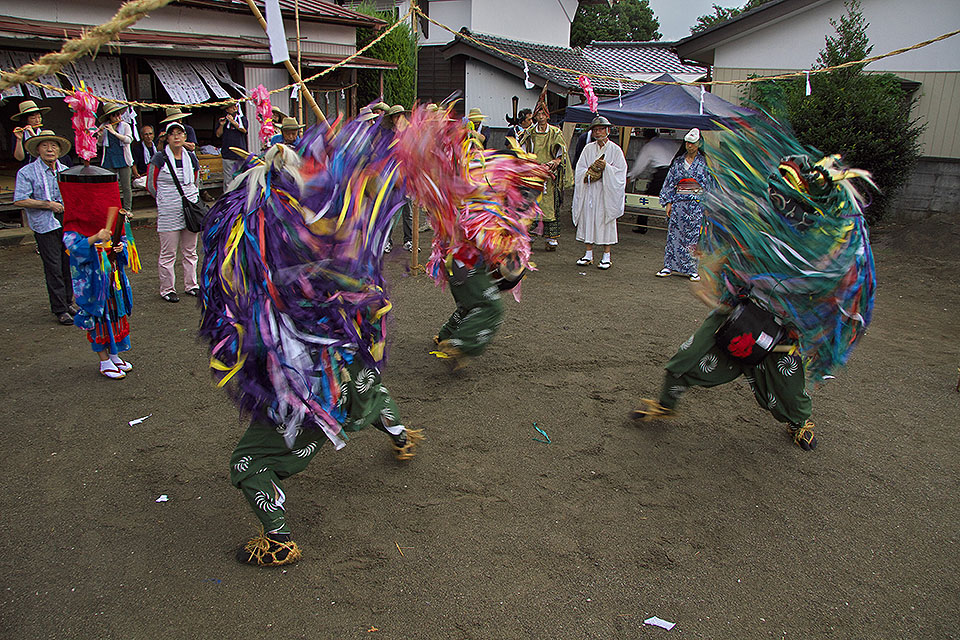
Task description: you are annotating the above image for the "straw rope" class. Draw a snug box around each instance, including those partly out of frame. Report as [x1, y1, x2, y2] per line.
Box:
[414, 5, 960, 89]
[0, 0, 954, 107]
[0, 0, 177, 91]
[0, 3, 411, 110]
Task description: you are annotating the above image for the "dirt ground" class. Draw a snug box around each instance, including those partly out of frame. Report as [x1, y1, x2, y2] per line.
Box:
[0, 205, 957, 639]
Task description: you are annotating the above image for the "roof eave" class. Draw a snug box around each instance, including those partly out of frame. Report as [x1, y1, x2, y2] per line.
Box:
[173, 0, 386, 28]
[674, 0, 827, 65]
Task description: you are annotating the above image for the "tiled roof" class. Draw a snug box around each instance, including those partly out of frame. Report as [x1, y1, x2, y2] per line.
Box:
[451, 29, 633, 94]
[582, 42, 707, 77]
[174, 0, 385, 27]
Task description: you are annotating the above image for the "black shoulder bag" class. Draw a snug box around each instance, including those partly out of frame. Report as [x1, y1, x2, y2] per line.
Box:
[163, 154, 207, 233]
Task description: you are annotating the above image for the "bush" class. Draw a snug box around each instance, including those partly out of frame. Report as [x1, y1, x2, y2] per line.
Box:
[354, 2, 416, 109]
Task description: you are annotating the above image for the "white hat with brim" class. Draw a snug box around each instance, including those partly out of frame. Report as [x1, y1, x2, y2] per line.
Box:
[164, 121, 187, 135]
[11, 100, 50, 121]
[684, 128, 701, 143]
[24, 130, 71, 158]
[160, 108, 191, 124]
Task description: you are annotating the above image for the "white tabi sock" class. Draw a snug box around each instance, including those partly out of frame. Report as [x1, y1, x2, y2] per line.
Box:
[583, 250, 593, 261]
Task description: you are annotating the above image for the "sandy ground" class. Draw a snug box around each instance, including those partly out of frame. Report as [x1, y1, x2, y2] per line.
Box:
[0, 207, 957, 639]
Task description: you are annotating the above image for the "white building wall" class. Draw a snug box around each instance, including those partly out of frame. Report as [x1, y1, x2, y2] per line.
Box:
[464, 59, 539, 127]
[418, 0, 471, 46]
[715, 0, 960, 72]
[471, 0, 573, 47]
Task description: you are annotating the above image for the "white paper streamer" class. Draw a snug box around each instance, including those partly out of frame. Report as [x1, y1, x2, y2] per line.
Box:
[265, 0, 290, 64]
[805, 71, 811, 96]
[523, 60, 534, 90]
[618, 80, 623, 108]
[699, 85, 705, 115]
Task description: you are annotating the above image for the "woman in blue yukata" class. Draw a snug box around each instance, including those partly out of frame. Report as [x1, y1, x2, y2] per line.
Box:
[657, 128, 715, 281]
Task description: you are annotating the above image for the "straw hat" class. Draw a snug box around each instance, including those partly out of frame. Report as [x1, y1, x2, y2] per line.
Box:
[279, 117, 304, 131]
[98, 102, 128, 123]
[386, 104, 406, 116]
[160, 107, 191, 124]
[467, 107, 487, 122]
[357, 108, 378, 123]
[23, 129, 71, 157]
[11, 100, 50, 121]
[372, 101, 390, 113]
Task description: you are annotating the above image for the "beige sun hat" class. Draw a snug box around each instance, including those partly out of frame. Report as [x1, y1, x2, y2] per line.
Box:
[98, 102, 128, 123]
[23, 129, 71, 157]
[386, 104, 406, 116]
[160, 107, 191, 124]
[467, 107, 487, 122]
[372, 101, 390, 113]
[11, 99, 50, 121]
[279, 117, 305, 131]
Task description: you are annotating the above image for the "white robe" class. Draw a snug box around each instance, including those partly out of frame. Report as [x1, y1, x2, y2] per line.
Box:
[572, 139, 627, 245]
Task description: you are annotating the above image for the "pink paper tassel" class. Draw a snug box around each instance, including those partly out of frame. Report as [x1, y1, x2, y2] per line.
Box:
[577, 75, 599, 113]
[251, 84, 275, 145]
[64, 87, 99, 161]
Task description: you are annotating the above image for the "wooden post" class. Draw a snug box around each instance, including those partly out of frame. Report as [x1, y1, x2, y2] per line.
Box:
[295, 0, 303, 124]
[243, 0, 325, 122]
[410, 0, 421, 269]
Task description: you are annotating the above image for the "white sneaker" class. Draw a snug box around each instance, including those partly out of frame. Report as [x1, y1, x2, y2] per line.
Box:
[384, 241, 392, 254]
[403, 241, 413, 252]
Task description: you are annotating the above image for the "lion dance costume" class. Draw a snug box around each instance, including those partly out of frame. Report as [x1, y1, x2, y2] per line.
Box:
[632, 116, 876, 451]
[200, 114, 422, 566]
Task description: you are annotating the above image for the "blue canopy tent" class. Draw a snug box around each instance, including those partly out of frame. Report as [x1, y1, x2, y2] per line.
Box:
[564, 73, 753, 130]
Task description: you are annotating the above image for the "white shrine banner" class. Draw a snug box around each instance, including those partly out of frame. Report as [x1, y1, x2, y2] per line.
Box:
[6, 51, 60, 99]
[211, 62, 248, 96]
[191, 61, 231, 100]
[147, 59, 210, 105]
[265, 0, 290, 64]
[0, 52, 23, 98]
[62, 56, 128, 101]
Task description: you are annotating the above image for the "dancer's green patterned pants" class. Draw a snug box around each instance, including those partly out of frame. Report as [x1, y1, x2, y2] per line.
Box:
[658, 311, 812, 426]
[229, 359, 404, 535]
[437, 265, 504, 357]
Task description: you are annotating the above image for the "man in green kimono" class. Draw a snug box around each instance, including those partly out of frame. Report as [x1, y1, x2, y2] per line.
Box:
[519, 101, 572, 251]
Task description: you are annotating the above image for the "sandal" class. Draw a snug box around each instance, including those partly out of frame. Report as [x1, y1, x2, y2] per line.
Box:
[161, 292, 180, 303]
[689, 274, 701, 282]
[597, 258, 611, 270]
[236, 530, 302, 566]
[629, 398, 676, 421]
[656, 268, 672, 277]
[99, 361, 126, 380]
[789, 420, 818, 451]
[392, 428, 425, 461]
[576, 256, 593, 266]
[184, 288, 200, 297]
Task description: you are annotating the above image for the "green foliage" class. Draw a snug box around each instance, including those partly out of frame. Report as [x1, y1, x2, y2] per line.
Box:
[354, 2, 416, 109]
[570, 0, 661, 48]
[744, 0, 922, 223]
[691, 0, 773, 34]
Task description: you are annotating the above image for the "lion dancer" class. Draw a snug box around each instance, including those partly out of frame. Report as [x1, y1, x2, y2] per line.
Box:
[394, 105, 548, 369]
[201, 114, 422, 567]
[632, 117, 877, 451]
[519, 94, 572, 251]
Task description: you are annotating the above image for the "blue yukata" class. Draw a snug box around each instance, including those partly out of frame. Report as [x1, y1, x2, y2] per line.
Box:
[63, 231, 133, 356]
[659, 153, 715, 276]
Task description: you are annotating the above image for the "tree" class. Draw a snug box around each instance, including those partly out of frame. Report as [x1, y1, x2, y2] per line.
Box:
[570, 0, 661, 48]
[691, 0, 774, 35]
[354, 2, 416, 109]
[745, 0, 923, 222]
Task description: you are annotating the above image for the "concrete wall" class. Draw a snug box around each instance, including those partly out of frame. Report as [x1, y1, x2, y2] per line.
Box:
[889, 158, 960, 220]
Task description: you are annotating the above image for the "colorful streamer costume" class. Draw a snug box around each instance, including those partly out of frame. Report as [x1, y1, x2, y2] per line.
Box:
[199, 116, 421, 567]
[393, 106, 548, 367]
[633, 116, 876, 451]
[60, 166, 140, 379]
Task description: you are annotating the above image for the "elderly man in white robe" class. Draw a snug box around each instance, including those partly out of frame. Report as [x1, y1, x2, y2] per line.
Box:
[572, 116, 627, 270]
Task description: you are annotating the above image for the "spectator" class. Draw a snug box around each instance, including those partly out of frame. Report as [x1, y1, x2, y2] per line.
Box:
[159, 108, 197, 152]
[147, 122, 201, 303]
[518, 99, 572, 251]
[511, 108, 532, 139]
[571, 126, 592, 169]
[96, 103, 134, 212]
[216, 100, 248, 186]
[268, 117, 304, 146]
[657, 128, 715, 281]
[11, 100, 50, 165]
[466, 107, 487, 148]
[131, 124, 158, 179]
[12, 129, 75, 325]
[629, 129, 681, 234]
[572, 117, 627, 270]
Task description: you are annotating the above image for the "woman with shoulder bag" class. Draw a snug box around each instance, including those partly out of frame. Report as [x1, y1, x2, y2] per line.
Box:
[147, 121, 202, 303]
